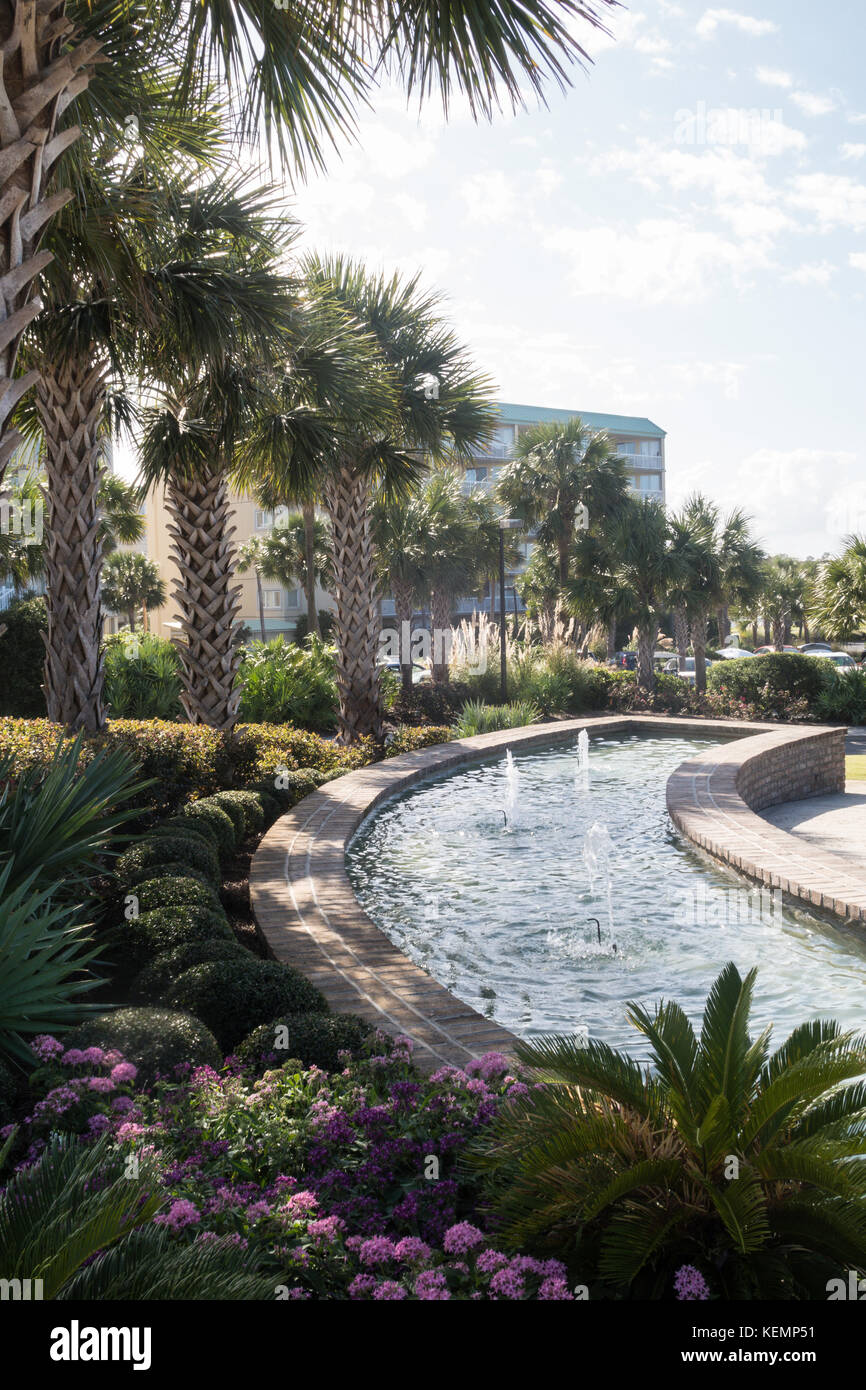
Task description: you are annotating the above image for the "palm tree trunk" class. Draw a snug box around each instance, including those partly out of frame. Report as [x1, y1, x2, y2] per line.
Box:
[430, 589, 452, 682]
[673, 606, 689, 673]
[391, 576, 414, 695]
[606, 617, 616, 661]
[302, 502, 319, 637]
[166, 465, 242, 730]
[127, 608, 136, 632]
[763, 616, 771, 646]
[36, 357, 109, 731]
[254, 568, 265, 642]
[772, 615, 784, 652]
[636, 624, 655, 691]
[691, 613, 709, 694]
[325, 462, 380, 742]
[717, 603, 729, 644]
[0, 9, 100, 486]
[751, 619, 758, 646]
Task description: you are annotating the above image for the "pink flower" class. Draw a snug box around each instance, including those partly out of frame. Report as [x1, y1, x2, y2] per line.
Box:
[60, 1049, 86, 1066]
[30, 1035, 63, 1061]
[442, 1222, 483, 1255]
[87, 1076, 115, 1092]
[394, 1237, 431, 1265]
[414, 1270, 451, 1301]
[359, 1236, 396, 1266]
[373, 1281, 408, 1300]
[110, 1062, 138, 1084]
[154, 1199, 200, 1232]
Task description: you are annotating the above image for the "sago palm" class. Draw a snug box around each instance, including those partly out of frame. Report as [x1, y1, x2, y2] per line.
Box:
[812, 536, 866, 642]
[470, 962, 866, 1300]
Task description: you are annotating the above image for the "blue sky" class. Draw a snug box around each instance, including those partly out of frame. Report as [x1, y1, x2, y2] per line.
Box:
[287, 0, 866, 559]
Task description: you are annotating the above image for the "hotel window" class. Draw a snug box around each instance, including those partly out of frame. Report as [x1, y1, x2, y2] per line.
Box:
[286, 589, 301, 609]
[636, 440, 661, 458]
[482, 425, 515, 458]
[254, 509, 274, 530]
[262, 590, 282, 610]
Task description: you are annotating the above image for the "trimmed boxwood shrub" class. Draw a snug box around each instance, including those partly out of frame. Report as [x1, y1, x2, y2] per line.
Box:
[211, 789, 265, 837]
[131, 875, 222, 914]
[205, 792, 245, 842]
[241, 783, 281, 824]
[166, 958, 328, 1050]
[707, 652, 833, 704]
[62, 1007, 222, 1084]
[181, 800, 237, 859]
[131, 940, 250, 1004]
[118, 905, 234, 972]
[158, 815, 220, 851]
[123, 860, 214, 891]
[236, 1011, 379, 1075]
[116, 833, 220, 887]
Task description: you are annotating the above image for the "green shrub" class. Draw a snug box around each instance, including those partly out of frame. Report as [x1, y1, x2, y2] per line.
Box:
[210, 789, 265, 837]
[384, 725, 452, 756]
[131, 940, 250, 1004]
[707, 652, 833, 704]
[166, 958, 327, 1050]
[205, 792, 245, 841]
[452, 699, 540, 738]
[813, 668, 866, 724]
[131, 876, 222, 914]
[123, 860, 214, 891]
[181, 800, 237, 859]
[236, 1011, 379, 1074]
[62, 1007, 223, 1083]
[237, 635, 338, 731]
[157, 815, 220, 851]
[240, 783, 281, 824]
[387, 682, 471, 727]
[116, 833, 220, 887]
[237, 725, 371, 781]
[103, 633, 183, 720]
[0, 597, 47, 716]
[117, 905, 233, 972]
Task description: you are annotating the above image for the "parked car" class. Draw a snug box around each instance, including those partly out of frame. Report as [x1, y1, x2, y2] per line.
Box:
[799, 642, 834, 654]
[609, 650, 637, 670]
[817, 652, 857, 673]
[752, 644, 801, 655]
[378, 659, 432, 685]
[714, 646, 756, 660]
[662, 656, 714, 683]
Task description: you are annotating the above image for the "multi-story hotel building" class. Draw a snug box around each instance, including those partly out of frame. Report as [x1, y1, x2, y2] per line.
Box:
[134, 401, 666, 638]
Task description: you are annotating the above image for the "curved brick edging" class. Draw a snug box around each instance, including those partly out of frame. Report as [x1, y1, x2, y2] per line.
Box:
[666, 723, 866, 922]
[250, 712, 830, 1069]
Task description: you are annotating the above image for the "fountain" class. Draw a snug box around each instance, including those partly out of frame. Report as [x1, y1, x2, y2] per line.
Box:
[583, 820, 615, 946]
[575, 729, 590, 788]
[504, 748, 519, 826]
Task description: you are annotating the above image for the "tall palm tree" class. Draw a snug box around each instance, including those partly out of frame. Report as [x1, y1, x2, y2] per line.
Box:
[0, 0, 617, 487]
[101, 550, 165, 632]
[715, 506, 764, 644]
[469, 963, 866, 1299]
[497, 417, 630, 589]
[242, 257, 497, 741]
[812, 536, 866, 642]
[570, 497, 682, 691]
[236, 535, 269, 642]
[761, 556, 808, 651]
[262, 511, 332, 636]
[372, 487, 431, 693]
[668, 495, 723, 694]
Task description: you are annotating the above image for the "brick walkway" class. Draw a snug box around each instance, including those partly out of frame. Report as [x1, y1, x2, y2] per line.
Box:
[250, 715, 853, 1069]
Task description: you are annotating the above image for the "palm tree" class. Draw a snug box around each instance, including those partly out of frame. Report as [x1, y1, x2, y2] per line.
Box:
[243, 257, 497, 741]
[0, 0, 617, 489]
[761, 556, 807, 651]
[812, 537, 866, 642]
[236, 535, 269, 642]
[372, 488, 431, 693]
[262, 511, 332, 639]
[570, 497, 682, 691]
[102, 550, 166, 632]
[497, 417, 630, 589]
[668, 495, 723, 694]
[469, 963, 866, 1299]
[715, 507, 764, 644]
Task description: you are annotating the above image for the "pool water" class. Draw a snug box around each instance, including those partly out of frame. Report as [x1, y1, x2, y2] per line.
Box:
[346, 733, 866, 1056]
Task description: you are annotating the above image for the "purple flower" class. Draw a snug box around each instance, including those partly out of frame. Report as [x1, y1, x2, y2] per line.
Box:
[358, 1235, 396, 1266]
[489, 1266, 525, 1300]
[81, 1047, 106, 1065]
[86, 1076, 115, 1093]
[110, 1062, 138, 1084]
[414, 1270, 451, 1301]
[373, 1281, 408, 1300]
[60, 1049, 87, 1066]
[348, 1275, 378, 1299]
[30, 1035, 63, 1061]
[476, 1250, 508, 1274]
[394, 1237, 432, 1265]
[674, 1265, 710, 1301]
[154, 1199, 200, 1232]
[538, 1277, 574, 1301]
[442, 1221, 483, 1255]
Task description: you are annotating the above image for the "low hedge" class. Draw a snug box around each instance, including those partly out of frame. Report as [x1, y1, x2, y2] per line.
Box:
[118, 905, 234, 972]
[181, 800, 237, 859]
[61, 1007, 222, 1084]
[707, 652, 833, 703]
[130, 875, 223, 914]
[157, 815, 220, 852]
[210, 789, 265, 837]
[166, 958, 328, 1050]
[122, 860, 215, 891]
[205, 791, 246, 841]
[116, 833, 220, 887]
[235, 1011, 380, 1074]
[131, 940, 251, 1004]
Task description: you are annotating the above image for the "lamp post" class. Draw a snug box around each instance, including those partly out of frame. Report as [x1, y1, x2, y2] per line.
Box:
[498, 517, 523, 702]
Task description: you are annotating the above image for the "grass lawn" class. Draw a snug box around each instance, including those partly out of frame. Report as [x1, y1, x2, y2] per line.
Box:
[846, 755, 866, 780]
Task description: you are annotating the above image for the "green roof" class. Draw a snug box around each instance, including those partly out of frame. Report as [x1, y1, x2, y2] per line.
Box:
[496, 401, 665, 438]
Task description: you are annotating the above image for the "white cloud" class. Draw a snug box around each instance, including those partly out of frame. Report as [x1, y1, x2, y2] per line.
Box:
[459, 171, 518, 224]
[391, 194, 428, 233]
[696, 448, 861, 554]
[840, 143, 866, 161]
[784, 261, 836, 285]
[755, 66, 793, 89]
[790, 91, 837, 117]
[696, 9, 777, 39]
[787, 173, 866, 231]
[540, 217, 771, 306]
[850, 252, 866, 271]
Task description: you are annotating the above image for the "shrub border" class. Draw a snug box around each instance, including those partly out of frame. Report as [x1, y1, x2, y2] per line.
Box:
[250, 715, 852, 1069]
